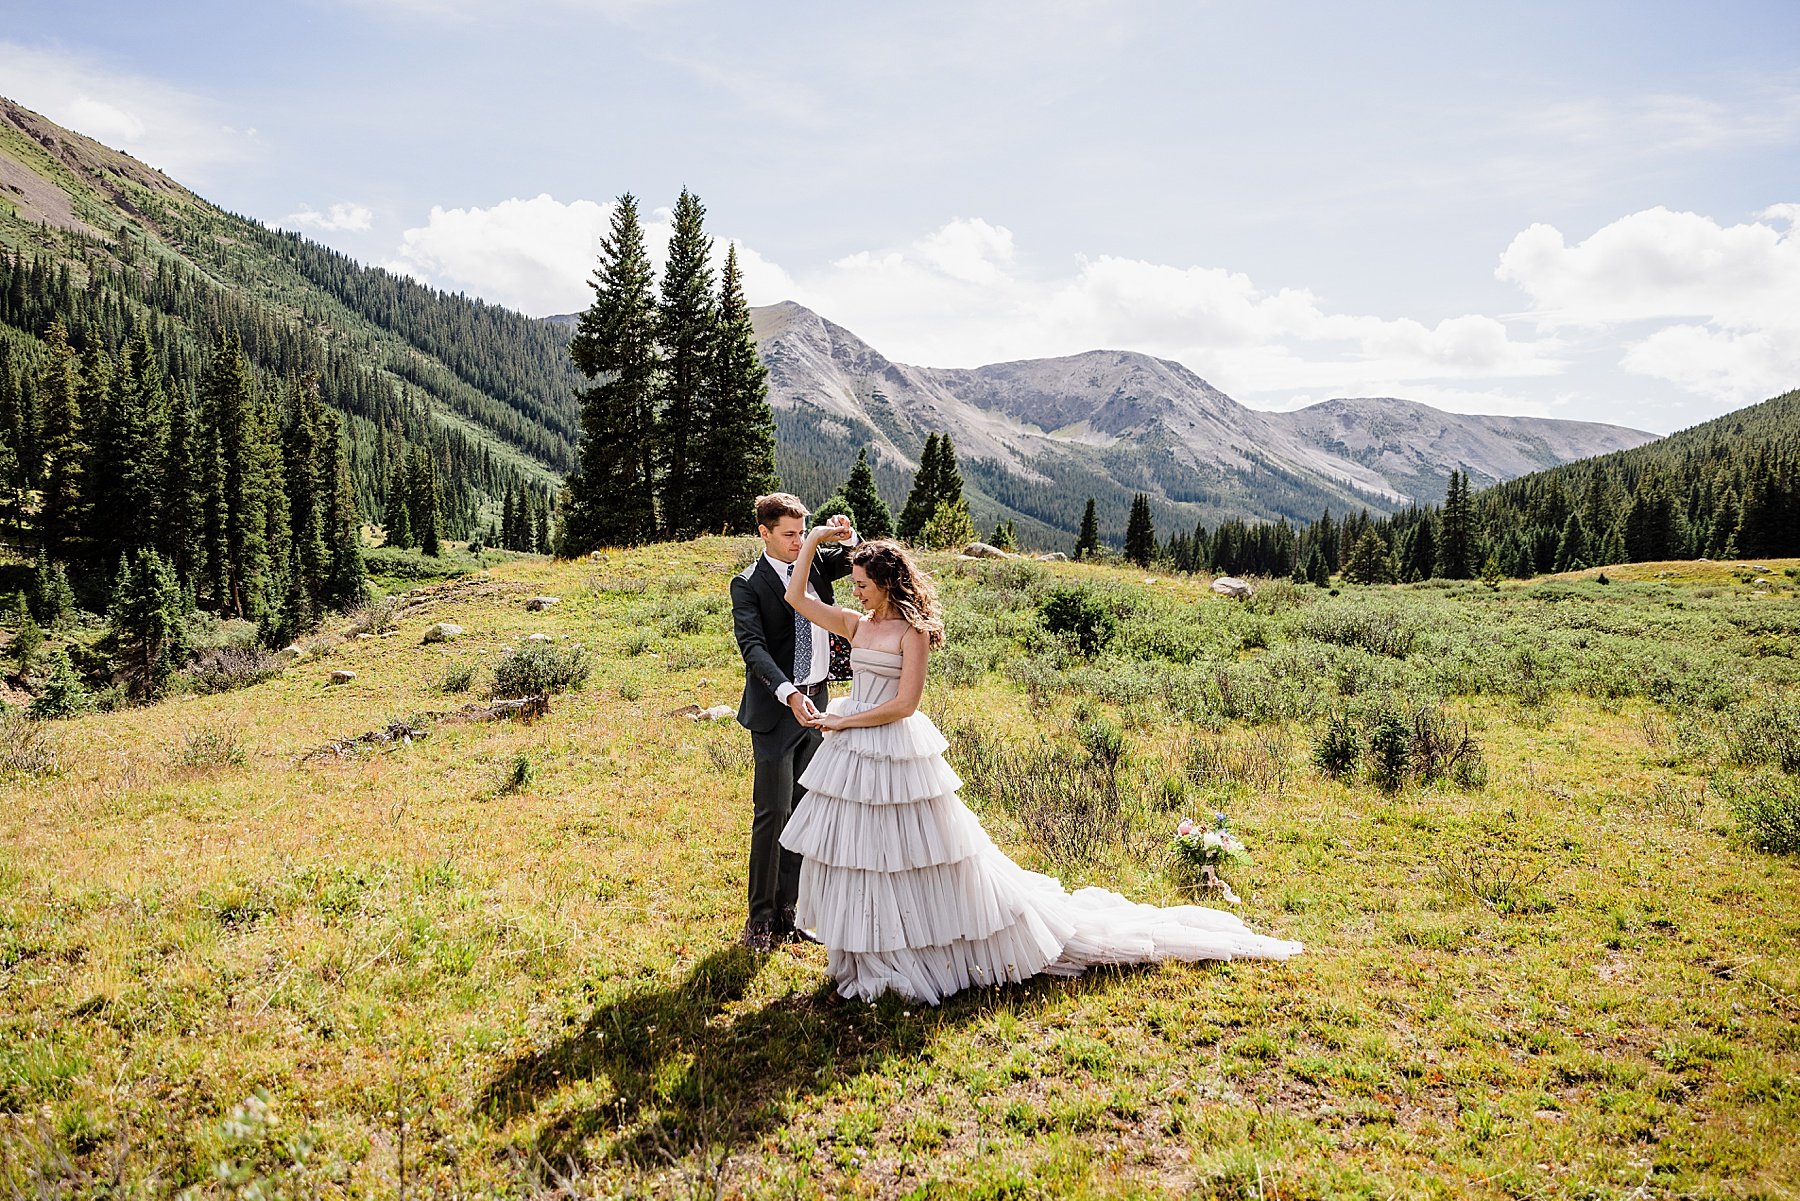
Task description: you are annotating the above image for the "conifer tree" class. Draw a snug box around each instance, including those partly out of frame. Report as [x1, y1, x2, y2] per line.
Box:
[989, 519, 1016, 551]
[160, 383, 204, 586]
[384, 473, 414, 549]
[566, 193, 661, 550]
[931, 434, 965, 512]
[1124, 493, 1157, 567]
[1342, 528, 1397, 584]
[1074, 498, 1099, 560]
[1438, 470, 1476, 579]
[921, 496, 977, 551]
[323, 425, 366, 612]
[897, 433, 941, 544]
[410, 446, 442, 556]
[105, 548, 190, 701]
[1554, 512, 1589, 572]
[695, 243, 777, 535]
[36, 319, 87, 567]
[1402, 513, 1437, 582]
[840, 447, 894, 540]
[500, 484, 519, 550]
[29, 550, 76, 629]
[656, 189, 715, 539]
[199, 330, 273, 622]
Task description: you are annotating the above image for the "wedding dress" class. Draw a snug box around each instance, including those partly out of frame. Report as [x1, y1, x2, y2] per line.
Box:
[779, 646, 1303, 1004]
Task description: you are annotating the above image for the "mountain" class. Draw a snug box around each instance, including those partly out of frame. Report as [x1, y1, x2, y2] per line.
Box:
[0, 95, 580, 533]
[1269, 397, 1656, 505]
[748, 300, 1654, 548]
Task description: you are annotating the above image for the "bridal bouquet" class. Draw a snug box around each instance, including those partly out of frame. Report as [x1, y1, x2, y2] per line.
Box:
[1170, 812, 1250, 904]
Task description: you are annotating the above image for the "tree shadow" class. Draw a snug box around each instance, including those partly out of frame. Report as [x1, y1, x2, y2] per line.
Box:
[480, 944, 1126, 1177]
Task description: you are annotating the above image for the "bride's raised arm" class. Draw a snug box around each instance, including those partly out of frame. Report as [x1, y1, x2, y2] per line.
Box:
[785, 525, 859, 641]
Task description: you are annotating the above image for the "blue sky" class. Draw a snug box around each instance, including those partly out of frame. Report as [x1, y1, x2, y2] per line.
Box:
[3, 0, 1798, 433]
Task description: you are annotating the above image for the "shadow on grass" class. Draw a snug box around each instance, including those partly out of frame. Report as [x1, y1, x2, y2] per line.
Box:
[481, 943, 1113, 1177]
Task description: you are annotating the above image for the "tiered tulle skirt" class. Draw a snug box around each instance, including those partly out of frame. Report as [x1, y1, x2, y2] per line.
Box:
[779, 698, 1304, 1005]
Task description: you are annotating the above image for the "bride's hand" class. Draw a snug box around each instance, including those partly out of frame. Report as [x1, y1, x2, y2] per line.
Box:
[812, 713, 849, 732]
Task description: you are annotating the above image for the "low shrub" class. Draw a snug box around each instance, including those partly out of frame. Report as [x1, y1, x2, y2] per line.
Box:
[174, 728, 248, 769]
[26, 652, 93, 720]
[361, 546, 479, 581]
[438, 660, 479, 693]
[1038, 585, 1117, 657]
[1312, 712, 1359, 778]
[345, 596, 402, 637]
[492, 643, 591, 698]
[0, 708, 60, 775]
[184, 646, 284, 695]
[947, 721, 1127, 868]
[1717, 770, 1800, 855]
[1719, 695, 1800, 774]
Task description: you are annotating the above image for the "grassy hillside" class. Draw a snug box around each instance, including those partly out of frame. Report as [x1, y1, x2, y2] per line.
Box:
[2, 544, 1798, 1197]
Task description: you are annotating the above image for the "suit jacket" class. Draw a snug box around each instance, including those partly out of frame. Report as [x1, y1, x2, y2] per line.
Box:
[732, 546, 852, 733]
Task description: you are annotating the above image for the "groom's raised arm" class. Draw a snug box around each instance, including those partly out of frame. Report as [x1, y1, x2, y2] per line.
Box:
[731, 575, 789, 698]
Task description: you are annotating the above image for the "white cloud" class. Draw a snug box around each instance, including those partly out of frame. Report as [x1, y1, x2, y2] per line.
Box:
[0, 40, 258, 179]
[281, 202, 374, 233]
[1497, 205, 1800, 405]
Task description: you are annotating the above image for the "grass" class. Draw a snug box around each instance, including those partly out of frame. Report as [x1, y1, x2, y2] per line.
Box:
[1, 541, 1797, 1198]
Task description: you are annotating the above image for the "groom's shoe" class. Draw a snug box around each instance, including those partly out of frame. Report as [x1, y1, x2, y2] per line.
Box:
[775, 905, 822, 946]
[739, 917, 777, 953]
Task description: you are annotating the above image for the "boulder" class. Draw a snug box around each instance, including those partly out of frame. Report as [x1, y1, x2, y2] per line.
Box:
[329, 670, 356, 685]
[526, 595, 561, 611]
[280, 643, 305, 659]
[524, 632, 552, 644]
[1210, 576, 1255, 599]
[963, 542, 1010, 559]
[423, 622, 464, 643]
[1034, 552, 1069, 562]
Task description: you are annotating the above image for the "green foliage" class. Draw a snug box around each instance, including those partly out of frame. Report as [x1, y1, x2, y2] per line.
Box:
[105, 548, 191, 700]
[492, 642, 592, 698]
[499, 752, 533, 795]
[174, 727, 247, 769]
[840, 446, 894, 541]
[695, 243, 778, 536]
[6, 592, 42, 670]
[921, 496, 977, 551]
[656, 189, 716, 540]
[1341, 528, 1397, 584]
[1075, 498, 1099, 560]
[1718, 771, 1800, 855]
[27, 650, 93, 719]
[1038, 585, 1117, 657]
[1311, 712, 1359, 777]
[184, 645, 284, 695]
[1124, 493, 1156, 567]
[438, 660, 479, 693]
[1719, 695, 1800, 775]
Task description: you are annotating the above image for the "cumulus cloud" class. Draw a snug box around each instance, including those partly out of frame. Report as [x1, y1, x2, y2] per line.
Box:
[0, 40, 258, 179]
[281, 202, 374, 233]
[788, 218, 1567, 399]
[1497, 205, 1800, 404]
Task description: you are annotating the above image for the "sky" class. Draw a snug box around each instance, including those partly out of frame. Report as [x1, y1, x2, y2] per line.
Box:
[2, 0, 1798, 435]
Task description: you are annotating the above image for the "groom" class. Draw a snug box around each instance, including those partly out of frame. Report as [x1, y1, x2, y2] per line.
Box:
[731, 493, 857, 951]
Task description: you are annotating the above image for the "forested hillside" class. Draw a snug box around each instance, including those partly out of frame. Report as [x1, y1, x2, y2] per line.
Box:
[0, 96, 576, 539]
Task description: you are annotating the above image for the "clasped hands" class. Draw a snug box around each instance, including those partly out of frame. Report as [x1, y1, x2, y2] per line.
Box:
[788, 691, 849, 731]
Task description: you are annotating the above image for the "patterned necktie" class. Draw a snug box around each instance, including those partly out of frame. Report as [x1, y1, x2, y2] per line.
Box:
[791, 563, 813, 681]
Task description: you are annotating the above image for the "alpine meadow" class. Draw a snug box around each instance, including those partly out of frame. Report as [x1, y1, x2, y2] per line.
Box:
[3, 11, 1800, 1198]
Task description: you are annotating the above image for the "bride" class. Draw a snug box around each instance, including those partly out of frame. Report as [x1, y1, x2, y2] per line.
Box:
[778, 525, 1303, 1005]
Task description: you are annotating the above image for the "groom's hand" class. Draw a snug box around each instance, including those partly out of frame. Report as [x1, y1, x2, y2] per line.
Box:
[787, 691, 820, 724]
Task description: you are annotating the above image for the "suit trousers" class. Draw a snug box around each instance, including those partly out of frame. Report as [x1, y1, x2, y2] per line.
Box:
[747, 682, 827, 927]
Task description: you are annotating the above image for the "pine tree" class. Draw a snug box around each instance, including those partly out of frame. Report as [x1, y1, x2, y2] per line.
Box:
[411, 447, 442, 557]
[921, 496, 977, 551]
[1403, 513, 1437, 582]
[36, 319, 88, 567]
[1124, 493, 1157, 567]
[1554, 512, 1589, 572]
[897, 433, 941, 544]
[384, 473, 414, 549]
[565, 193, 661, 550]
[989, 519, 1016, 551]
[500, 483, 519, 550]
[1341, 528, 1397, 584]
[29, 550, 76, 629]
[105, 548, 190, 701]
[199, 330, 272, 622]
[322, 417, 366, 612]
[1438, 470, 1476, 579]
[655, 189, 716, 539]
[693, 243, 777, 535]
[1074, 498, 1099, 560]
[840, 446, 894, 540]
[160, 384, 204, 586]
[931, 434, 965, 512]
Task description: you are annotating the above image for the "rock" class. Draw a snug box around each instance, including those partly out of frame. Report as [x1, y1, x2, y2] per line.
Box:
[1753, 578, 1771, 588]
[329, 670, 356, 685]
[526, 595, 561, 611]
[1034, 552, 1069, 562]
[674, 703, 735, 722]
[963, 542, 1010, 559]
[280, 643, 305, 659]
[423, 622, 464, 643]
[1752, 564, 1770, 573]
[1210, 576, 1255, 599]
[1143, 577, 1158, 584]
[524, 632, 552, 643]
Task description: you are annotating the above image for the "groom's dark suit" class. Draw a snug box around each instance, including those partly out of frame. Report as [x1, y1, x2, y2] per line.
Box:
[731, 545, 852, 937]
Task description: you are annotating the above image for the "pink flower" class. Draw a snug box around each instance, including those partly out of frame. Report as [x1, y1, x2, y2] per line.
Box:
[1177, 818, 1195, 837]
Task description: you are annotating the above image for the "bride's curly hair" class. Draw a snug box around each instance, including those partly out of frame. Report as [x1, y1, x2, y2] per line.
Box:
[851, 540, 945, 648]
